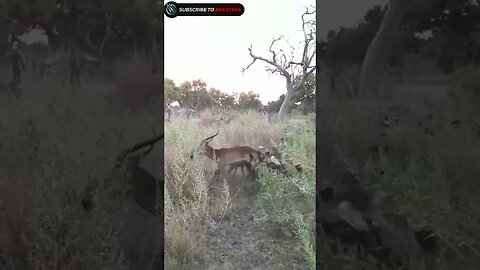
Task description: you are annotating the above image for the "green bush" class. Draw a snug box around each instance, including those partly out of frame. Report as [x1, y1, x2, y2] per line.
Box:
[256, 118, 316, 269]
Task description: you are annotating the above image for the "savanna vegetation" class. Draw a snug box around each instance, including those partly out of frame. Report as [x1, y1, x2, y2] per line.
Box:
[0, 53, 164, 269]
[164, 110, 316, 269]
[164, 76, 316, 117]
[0, 1, 165, 269]
[1, 1, 317, 270]
[163, 6, 316, 268]
[317, 0, 480, 269]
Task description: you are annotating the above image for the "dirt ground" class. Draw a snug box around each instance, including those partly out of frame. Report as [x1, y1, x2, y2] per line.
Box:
[204, 174, 308, 270]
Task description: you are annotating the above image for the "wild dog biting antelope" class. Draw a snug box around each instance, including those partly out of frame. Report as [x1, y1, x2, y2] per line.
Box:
[226, 148, 291, 177]
[195, 127, 267, 180]
[261, 145, 304, 176]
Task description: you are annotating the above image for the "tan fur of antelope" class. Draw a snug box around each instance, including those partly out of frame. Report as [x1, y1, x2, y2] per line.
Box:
[198, 127, 267, 180]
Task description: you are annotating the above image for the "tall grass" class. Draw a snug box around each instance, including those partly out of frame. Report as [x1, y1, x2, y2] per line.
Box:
[256, 115, 316, 269]
[164, 110, 316, 269]
[316, 67, 480, 269]
[0, 56, 162, 269]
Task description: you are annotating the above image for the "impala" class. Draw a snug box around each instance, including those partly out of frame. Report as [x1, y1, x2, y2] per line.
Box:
[197, 127, 266, 180]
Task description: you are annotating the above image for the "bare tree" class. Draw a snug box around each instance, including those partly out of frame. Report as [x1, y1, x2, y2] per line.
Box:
[243, 7, 316, 122]
[359, 0, 413, 98]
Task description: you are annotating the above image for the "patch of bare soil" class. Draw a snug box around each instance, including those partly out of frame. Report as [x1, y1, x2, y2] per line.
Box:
[204, 176, 308, 270]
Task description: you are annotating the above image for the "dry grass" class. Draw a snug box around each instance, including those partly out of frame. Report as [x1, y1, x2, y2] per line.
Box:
[316, 65, 480, 269]
[0, 55, 163, 269]
[164, 110, 316, 269]
[114, 52, 163, 110]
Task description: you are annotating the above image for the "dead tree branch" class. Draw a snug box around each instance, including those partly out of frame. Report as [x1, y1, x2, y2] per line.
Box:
[242, 6, 316, 122]
[242, 7, 316, 88]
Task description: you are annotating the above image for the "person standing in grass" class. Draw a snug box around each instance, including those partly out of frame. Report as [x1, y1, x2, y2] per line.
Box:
[166, 104, 172, 121]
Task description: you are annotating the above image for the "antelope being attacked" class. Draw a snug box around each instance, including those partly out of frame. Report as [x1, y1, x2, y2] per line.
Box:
[194, 127, 267, 180]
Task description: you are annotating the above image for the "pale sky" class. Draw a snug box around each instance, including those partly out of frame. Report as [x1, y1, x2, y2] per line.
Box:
[165, 0, 315, 104]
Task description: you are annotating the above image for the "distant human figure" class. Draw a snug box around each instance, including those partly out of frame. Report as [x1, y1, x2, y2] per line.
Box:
[260, 106, 270, 123]
[10, 39, 26, 95]
[166, 104, 172, 121]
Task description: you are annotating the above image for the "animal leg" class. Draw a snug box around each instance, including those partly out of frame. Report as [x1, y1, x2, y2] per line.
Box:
[231, 165, 240, 175]
[214, 168, 221, 179]
[240, 163, 246, 177]
[225, 159, 251, 177]
[246, 164, 257, 181]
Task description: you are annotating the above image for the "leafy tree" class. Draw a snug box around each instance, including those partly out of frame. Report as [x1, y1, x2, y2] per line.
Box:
[208, 88, 236, 109]
[167, 79, 238, 111]
[165, 78, 268, 113]
[177, 80, 212, 111]
[164, 78, 181, 105]
[319, 6, 386, 70]
[266, 97, 284, 114]
[293, 73, 316, 114]
[266, 73, 316, 115]
[402, 0, 480, 69]
[1, 0, 163, 85]
[237, 91, 262, 111]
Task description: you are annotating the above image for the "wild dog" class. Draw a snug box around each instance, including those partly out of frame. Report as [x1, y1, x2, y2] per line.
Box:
[263, 147, 285, 172]
[224, 152, 262, 179]
[225, 146, 300, 178]
[262, 146, 304, 176]
[226, 156, 253, 177]
[224, 145, 300, 178]
[197, 127, 266, 180]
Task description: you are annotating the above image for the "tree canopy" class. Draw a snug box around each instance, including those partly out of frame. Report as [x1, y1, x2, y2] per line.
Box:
[0, 0, 163, 59]
[318, 0, 480, 75]
[164, 78, 315, 115]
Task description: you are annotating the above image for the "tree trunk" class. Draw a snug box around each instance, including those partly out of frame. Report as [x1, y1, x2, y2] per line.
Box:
[278, 88, 295, 122]
[360, 0, 411, 98]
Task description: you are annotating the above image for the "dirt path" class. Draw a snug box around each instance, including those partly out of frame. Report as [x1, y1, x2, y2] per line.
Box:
[204, 179, 308, 270]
